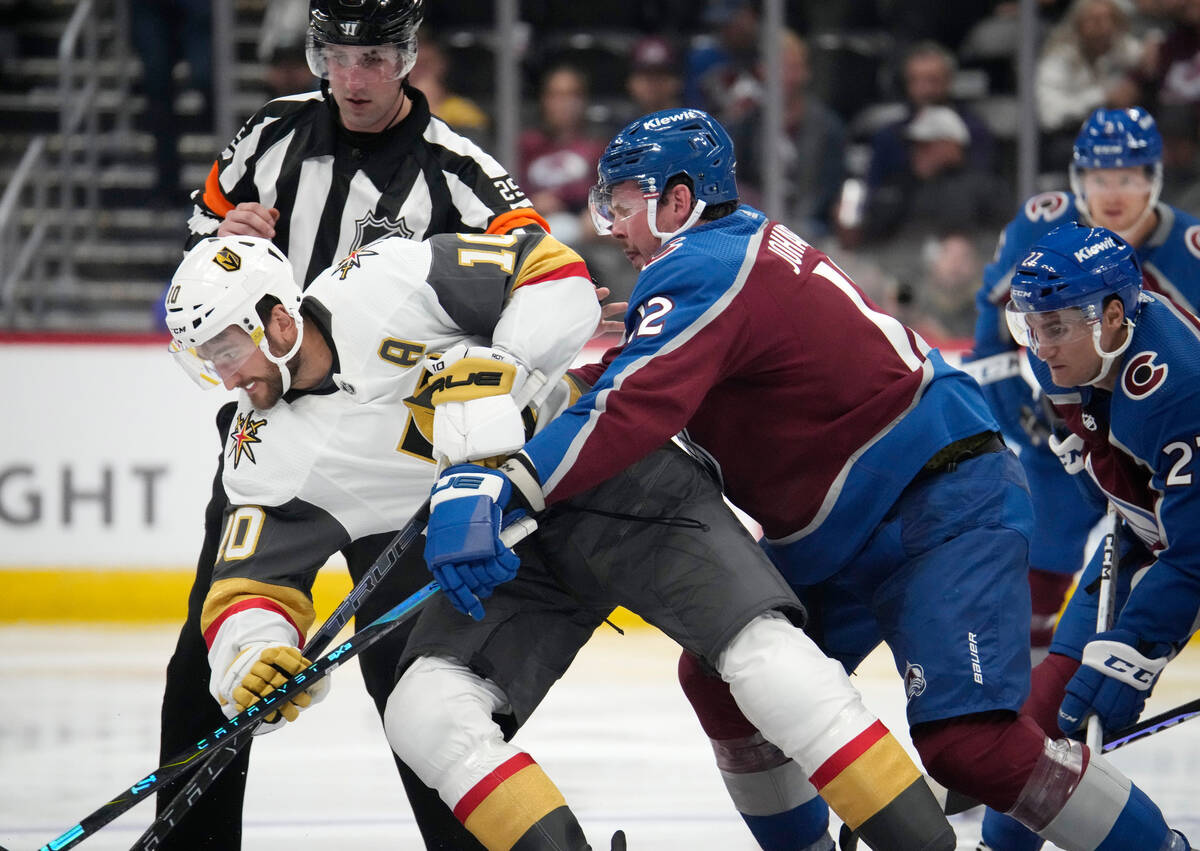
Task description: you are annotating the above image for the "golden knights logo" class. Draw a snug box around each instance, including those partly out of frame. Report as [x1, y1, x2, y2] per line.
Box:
[353, 211, 413, 251]
[334, 247, 380, 280]
[229, 412, 267, 468]
[213, 246, 242, 272]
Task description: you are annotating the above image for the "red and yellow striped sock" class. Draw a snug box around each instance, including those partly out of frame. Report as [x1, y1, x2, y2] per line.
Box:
[454, 753, 588, 851]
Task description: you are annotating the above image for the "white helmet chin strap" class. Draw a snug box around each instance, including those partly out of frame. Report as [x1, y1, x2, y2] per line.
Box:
[1082, 318, 1135, 386]
[647, 196, 708, 242]
[262, 313, 305, 395]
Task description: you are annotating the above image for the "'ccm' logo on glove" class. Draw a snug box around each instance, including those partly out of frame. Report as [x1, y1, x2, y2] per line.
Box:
[1082, 638, 1168, 690]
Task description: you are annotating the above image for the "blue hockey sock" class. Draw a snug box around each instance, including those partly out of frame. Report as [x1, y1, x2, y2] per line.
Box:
[740, 794, 832, 851]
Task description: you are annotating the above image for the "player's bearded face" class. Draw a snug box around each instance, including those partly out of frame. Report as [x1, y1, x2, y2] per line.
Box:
[197, 326, 290, 410]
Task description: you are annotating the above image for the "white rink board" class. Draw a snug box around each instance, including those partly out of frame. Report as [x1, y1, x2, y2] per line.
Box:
[0, 339, 615, 570]
[1, 342, 225, 567]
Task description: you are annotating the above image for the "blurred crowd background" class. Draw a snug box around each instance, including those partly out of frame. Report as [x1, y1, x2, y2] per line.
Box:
[3, 0, 1200, 345]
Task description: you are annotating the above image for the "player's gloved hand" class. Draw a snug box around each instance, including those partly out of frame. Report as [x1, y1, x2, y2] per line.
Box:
[215, 642, 330, 734]
[1058, 628, 1171, 736]
[423, 344, 542, 466]
[1048, 431, 1086, 475]
[425, 464, 524, 620]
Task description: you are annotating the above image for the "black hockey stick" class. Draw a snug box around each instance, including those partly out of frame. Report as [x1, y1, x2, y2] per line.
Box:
[1103, 695, 1200, 753]
[127, 497, 434, 849]
[38, 510, 533, 850]
[131, 512, 538, 851]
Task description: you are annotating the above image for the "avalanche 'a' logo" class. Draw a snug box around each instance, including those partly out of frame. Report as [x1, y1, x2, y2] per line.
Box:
[1184, 225, 1200, 260]
[228, 412, 267, 468]
[904, 662, 927, 701]
[1122, 351, 1168, 400]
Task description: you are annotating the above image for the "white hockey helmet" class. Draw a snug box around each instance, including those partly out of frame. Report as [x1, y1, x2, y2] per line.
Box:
[164, 236, 304, 390]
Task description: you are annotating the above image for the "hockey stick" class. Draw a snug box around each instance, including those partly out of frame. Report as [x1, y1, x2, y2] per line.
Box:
[1086, 504, 1120, 752]
[128, 496, 434, 849]
[1103, 695, 1200, 753]
[38, 512, 536, 851]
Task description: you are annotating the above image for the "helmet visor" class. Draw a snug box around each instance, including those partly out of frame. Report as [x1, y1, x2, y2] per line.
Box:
[1005, 301, 1098, 355]
[588, 181, 652, 236]
[588, 183, 617, 235]
[306, 33, 415, 82]
[171, 325, 263, 389]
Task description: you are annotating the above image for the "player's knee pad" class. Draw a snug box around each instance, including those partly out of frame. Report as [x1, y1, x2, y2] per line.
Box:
[679, 650, 830, 847]
[678, 650, 760, 739]
[384, 655, 514, 797]
[717, 614, 954, 850]
[715, 612, 876, 773]
[913, 712, 1044, 812]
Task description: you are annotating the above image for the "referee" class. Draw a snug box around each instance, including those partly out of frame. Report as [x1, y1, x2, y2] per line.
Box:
[161, 1, 547, 847]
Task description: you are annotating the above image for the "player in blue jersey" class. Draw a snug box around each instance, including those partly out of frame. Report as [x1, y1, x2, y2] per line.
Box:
[978, 224, 1199, 849]
[968, 107, 1200, 664]
[417, 109, 1191, 851]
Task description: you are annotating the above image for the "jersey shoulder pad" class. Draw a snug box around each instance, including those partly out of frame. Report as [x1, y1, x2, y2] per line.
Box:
[222, 402, 315, 506]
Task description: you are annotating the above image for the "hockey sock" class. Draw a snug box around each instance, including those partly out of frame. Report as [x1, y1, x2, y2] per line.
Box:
[453, 753, 588, 851]
[712, 614, 955, 850]
[1028, 569, 1073, 659]
[1020, 652, 1079, 736]
[679, 650, 834, 850]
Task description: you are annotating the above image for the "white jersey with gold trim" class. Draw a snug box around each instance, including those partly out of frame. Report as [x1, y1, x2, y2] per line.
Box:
[202, 231, 598, 672]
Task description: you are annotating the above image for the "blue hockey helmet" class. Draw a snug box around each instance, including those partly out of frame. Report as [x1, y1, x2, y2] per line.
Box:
[1006, 223, 1143, 380]
[588, 108, 738, 239]
[1069, 107, 1163, 230]
[1072, 107, 1163, 170]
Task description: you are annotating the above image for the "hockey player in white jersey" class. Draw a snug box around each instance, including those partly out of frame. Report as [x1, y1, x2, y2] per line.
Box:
[165, 233, 955, 849]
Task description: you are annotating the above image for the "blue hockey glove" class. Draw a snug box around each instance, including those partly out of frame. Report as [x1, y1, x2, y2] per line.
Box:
[1058, 628, 1171, 736]
[425, 464, 523, 620]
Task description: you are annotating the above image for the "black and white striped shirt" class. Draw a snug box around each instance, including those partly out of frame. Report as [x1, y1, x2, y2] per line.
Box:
[187, 85, 540, 287]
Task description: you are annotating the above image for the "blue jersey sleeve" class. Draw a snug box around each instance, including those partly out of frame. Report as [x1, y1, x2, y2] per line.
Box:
[1116, 386, 1200, 646]
[521, 243, 750, 502]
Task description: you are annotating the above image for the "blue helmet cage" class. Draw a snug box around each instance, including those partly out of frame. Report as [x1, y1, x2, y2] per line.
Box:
[1006, 223, 1144, 384]
[1069, 107, 1163, 230]
[588, 108, 738, 240]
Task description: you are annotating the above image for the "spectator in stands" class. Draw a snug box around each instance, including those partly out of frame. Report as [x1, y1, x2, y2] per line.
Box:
[1145, 0, 1200, 188]
[1036, 0, 1151, 162]
[621, 36, 685, 124]
[909, 230, 987, 343]
[728, 29, 846, 238]
[407, 29, 490, 145]
[683, 0, 761, 116]
[865, 41, 996, 193]
[129, 0, 213, 206]
[517, 64, 609, 243]
[862, 105, 1011, 252]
